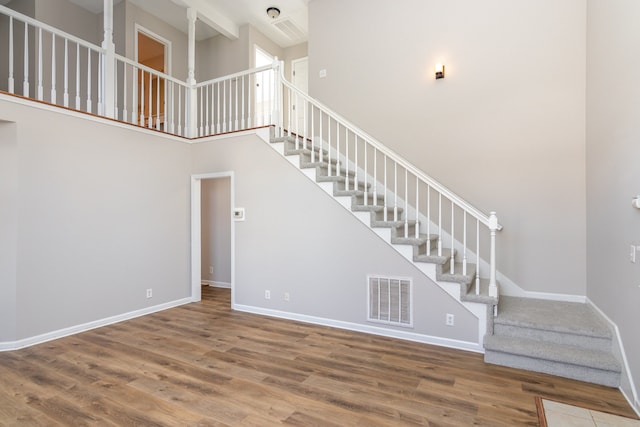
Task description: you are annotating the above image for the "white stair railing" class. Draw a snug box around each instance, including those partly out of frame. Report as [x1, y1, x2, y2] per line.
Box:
[194, 64, 277, 137]
[0, 6, 502, 299]
[276, 63, 503, 299]
[113, 55, 190, 137]
[1, 4, 104, 115]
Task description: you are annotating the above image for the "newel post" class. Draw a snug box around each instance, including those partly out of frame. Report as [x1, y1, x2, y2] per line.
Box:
[186, 7, 198, 138]
[101, 0, 115, 118]
[488, 211, 499, 298]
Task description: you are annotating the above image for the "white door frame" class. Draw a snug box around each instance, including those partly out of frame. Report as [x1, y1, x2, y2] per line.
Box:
[134, 23, 172, 75]
[191, 172, 235, 307]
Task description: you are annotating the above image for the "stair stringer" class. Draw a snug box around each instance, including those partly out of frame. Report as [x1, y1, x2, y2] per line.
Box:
[263, 132, 494, 349]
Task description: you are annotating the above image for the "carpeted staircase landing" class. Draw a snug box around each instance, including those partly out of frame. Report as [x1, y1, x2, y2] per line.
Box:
[484, 296, 621, 387]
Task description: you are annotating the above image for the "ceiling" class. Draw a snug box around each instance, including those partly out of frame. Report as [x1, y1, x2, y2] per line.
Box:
[63, 0, 309, 46]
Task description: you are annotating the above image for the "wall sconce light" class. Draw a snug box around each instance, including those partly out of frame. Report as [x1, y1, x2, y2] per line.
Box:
[266, 7, 281, 19]
[435, 63, 445, 80]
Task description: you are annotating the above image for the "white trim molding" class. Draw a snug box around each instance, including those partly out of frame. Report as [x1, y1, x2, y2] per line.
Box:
[0, 298, 192, 352]
[234, 304, 484, 354]
[587, 298, 640, 417]
[202, 280, 231, 289]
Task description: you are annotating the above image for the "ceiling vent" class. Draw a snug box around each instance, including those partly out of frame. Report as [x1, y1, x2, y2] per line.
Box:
[272, 18, 305, 41]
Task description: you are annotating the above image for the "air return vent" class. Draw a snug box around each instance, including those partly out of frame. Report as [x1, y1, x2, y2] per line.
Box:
[368, 276, 413, 327]
[273, 18, 305, 41]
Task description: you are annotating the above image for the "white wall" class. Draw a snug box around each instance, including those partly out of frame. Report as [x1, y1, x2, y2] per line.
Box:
[201, 177, 231, 285]
[191, 133, 480, 346]
[308, 0, 588, 296]
[586, 0, 640, 408]
[0, 98, 192, 340]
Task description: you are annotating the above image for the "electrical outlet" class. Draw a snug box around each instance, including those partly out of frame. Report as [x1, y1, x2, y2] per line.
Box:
[265, 290, 271, 300]
[146, 289, 152, 299]
[446, 313, 455, 326]
[631, 245, 636, 264]
[209, 266, 213, 274]
[284, 292, 290, 302]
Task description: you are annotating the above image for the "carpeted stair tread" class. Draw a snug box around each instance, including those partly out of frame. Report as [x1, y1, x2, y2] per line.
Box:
[496, 297, 612, 339]
[484, 334, 620, 372]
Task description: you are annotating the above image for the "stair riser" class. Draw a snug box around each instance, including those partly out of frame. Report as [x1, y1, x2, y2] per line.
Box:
[493, 324, 612, 352]
[484, 350, 620, 388]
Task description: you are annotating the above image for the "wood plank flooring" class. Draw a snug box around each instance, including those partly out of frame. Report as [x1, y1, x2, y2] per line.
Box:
[0, 286, 636, 426]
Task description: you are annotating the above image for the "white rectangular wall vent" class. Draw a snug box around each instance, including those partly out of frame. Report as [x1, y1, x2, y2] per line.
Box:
[273, 18, 305, 42]
[368, 276, 413, 327]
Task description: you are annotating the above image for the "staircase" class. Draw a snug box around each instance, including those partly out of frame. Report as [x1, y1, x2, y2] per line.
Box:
[484, 296, 621, 387]
[270, 133, 499, 345]
[269, 132, 621, 389]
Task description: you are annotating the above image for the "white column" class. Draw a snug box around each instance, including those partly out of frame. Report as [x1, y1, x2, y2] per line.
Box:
[102, 0, 116, 118]
[187, 7, 198, 138]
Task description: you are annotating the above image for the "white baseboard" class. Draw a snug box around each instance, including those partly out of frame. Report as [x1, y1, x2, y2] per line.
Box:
[202, 280, 231, 289]
[587, 298, 640, 417]
[0, 298, 192, 352]
[233, 304, 483, 353]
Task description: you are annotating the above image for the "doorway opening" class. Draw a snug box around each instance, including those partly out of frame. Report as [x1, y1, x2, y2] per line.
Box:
[254, 46, 274, 126]
[191, 173, 235, 306]
[135, 26, 170, 129]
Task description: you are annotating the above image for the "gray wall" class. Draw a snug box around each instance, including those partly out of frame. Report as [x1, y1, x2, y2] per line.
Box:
[0, 121, 18, 342]
[308, 0, 588, 296]
[201, 177, 231, 285]
[586, 0, 640, 406]
[191, 134, 479, 344]
[0, 98, 192, 340]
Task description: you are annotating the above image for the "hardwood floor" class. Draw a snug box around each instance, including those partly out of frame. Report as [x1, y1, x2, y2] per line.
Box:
[0, 286, 636, 426]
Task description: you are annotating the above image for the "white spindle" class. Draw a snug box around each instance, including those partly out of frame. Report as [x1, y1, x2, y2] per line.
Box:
[427, 185, 431, 256]
[205, 85, 209, 135]
[462, 213, 467, 276]
[37, 28, 43, 101]
[335, 123, 340, 175]
[247, 76, 252, 129]
[383, 156, 388, 222]
[86, 49, 92, 113]
[303, 99, 307, 149]
[415, 176, 420, 239]
[198, 87, 203, 136]
[163, 79, 168, 131]
[75, 44, 80, 109]
[345, 128, 350, 190]
[223, 80, 227, 132]
[475, 219, 480, 295]
[132, 65, 138, 124]
[234, 77, 238, 131]
[450, 201, 455, 274]
[393, 163, 398, 222]
[242, 75, 246, 130]
[139, 70, 145, 126]
[63, 39, 68, 107]
[216, 82, 221, 133]
[8, 17, 14, 93]
[354, 136, 358, 190]
[319, 112, 324, 163]
[373, 148, 377, 205]
[147, 71, 152, 128]
[97, 53, 102, 115]
[404, 169, 408, 237]
[23, 22, 29, 97]
[438, 193, 442, 257]
[122, 63, 128, 122]
[311, 105, 315, 162]
[155, 74, 160, 130]
[113, 59, 118, 118]
[177, 86, 182, 135]
[364, 142, 368, 205]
